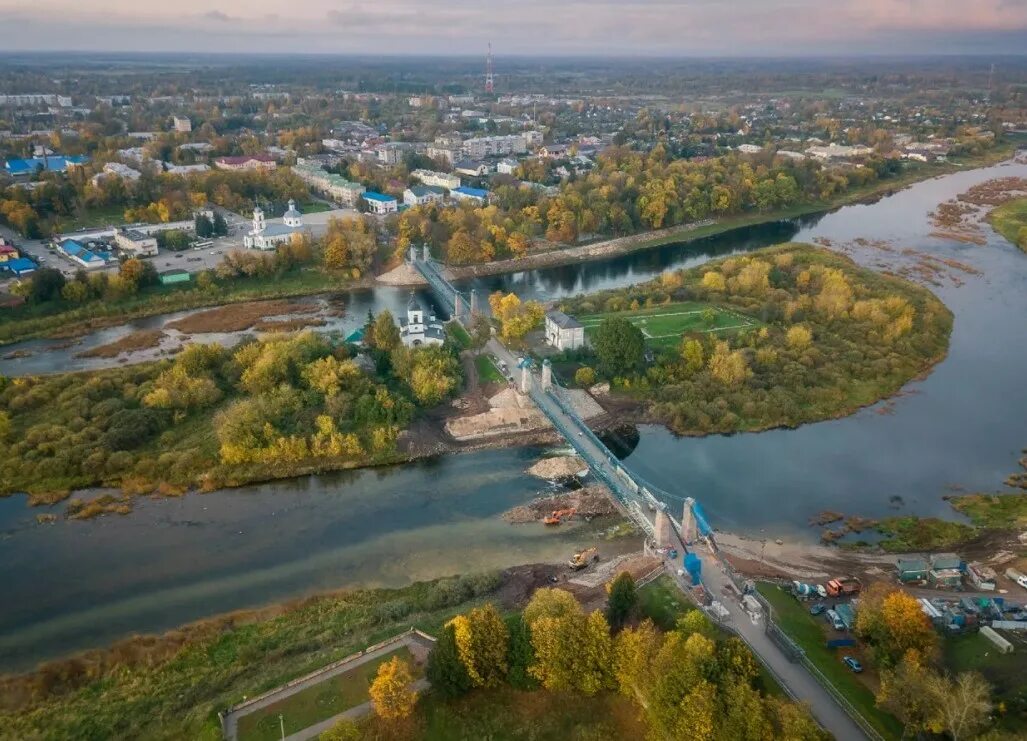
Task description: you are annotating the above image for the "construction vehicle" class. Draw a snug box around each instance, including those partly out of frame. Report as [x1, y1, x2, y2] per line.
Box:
[825, 576, 862, 598]
[568, 546, 599, 570]
[544, 508, 576, 525]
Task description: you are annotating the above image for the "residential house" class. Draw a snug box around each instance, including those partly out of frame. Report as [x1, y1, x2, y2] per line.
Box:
[214, 155, 277, 171]
[362, 191, 398, 215]
[0, 243, 19, 262]
[412, 169, 460, 190]
[497, 158, 519, 175]
[164, 162, 210, 174]
[539, 143, 569, 159]
[403, 185, 446, 207]
[805, 143, 873, 160]
[544, 310, 585, 351]
[736, 144, 763, 154]
[92, 161, 142, 186]
[449, 186, 489, 205]
[427, 144, 461, 165]
[454, 160, 489, 177]
[292, 162, 365, 207]
[376, 142, 411, 166]
[172, 116, 192, 133]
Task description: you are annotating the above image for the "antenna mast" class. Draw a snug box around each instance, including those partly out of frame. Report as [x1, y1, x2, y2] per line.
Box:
[485, 42, 495, 94]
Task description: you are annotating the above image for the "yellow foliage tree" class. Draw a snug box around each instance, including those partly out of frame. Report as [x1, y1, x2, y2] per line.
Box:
[369, 656, 418, 720]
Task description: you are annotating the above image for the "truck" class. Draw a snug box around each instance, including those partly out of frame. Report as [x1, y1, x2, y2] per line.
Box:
[568, 547, 599, 570]
[1005, 568, 1027, 590]
[825, 576, 862, 598]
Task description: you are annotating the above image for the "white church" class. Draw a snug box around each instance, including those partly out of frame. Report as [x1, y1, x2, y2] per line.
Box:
[399, 293, 446, 347]
[243, 200, 305, 250]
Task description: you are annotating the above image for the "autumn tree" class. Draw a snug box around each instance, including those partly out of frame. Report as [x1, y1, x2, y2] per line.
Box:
[605, 571, 638, 629]
[402, 345, 461, 406]
[469, 312, 492, 349]
[523, 588, 582, 628]
[426, 623, 472, 698]
[369, 656, 419, 720]
[322, 216, 376, 276]
[927, 671, 992, 741]
[876, 652, 939, 739]
[592, 317, 645, 378]
[488, 291, 544, 341]
[449, 603, 509, 688]
[855, 585, 938, 668]
[574, 366, 597, 387]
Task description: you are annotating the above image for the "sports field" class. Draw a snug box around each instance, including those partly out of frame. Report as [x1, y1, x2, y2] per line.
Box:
[578, 302, 758, 347]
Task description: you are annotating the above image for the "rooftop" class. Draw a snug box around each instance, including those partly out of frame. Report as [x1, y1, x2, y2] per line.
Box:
[453, 186, 488, 198]
[546, 310, 583, 329]
[362, 191, 397, 203]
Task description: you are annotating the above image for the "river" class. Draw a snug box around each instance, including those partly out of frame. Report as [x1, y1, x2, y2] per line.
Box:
[1, 159, 1026, 672]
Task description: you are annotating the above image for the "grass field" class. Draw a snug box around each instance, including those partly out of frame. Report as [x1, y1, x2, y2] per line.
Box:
[475, 353, 505, 383]
[577, 302, 758, 347]
[637, 573, 692, 629]
[945, 632, 1027, 733]
[445, 321, 471, 350]
[236, 646, 418, 741]
[987, 197, 1027, 253]
[758, 583, 903, 739]
[408, 686, 646, 740]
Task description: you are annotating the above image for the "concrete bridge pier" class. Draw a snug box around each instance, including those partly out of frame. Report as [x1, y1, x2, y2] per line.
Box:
[682, 498, 695, 545]
[541, 359, 552, 389]
[422, 244, 430, 261]
[654, 511, 673, 548]
[408, 245, 417, 263]
[520, 364, 531, 394]
[469, 288, 478, 316]
[454, 293, 463, 321]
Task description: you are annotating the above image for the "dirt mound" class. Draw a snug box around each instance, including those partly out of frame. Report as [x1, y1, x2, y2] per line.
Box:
[527, 456, 586, 480]
[503, 485, 619, 523]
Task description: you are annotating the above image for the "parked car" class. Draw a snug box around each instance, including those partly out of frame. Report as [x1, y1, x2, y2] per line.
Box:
[842, 656, 863, 673]
[825, 608, 846, 631]
[809, 603, 826, 616]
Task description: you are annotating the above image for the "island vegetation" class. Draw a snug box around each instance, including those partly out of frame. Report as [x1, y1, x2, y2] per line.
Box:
[557, 242, 952, 435]
[986, 196, 1027, 252]
[0, 317, 461, 508]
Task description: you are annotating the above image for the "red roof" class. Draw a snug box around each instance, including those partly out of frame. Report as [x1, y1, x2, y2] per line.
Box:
[0, 244, 17, 255]
[215, 154, 275, 165]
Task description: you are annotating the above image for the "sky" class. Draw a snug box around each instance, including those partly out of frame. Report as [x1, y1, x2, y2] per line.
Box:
[1, 0, 1026, 56]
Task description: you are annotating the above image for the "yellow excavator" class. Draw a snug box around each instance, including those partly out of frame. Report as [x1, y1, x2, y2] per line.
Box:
[568, 546, 599, 570]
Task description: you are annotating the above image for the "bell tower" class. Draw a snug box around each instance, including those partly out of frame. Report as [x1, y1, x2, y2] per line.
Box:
[252, 206, 266, 234]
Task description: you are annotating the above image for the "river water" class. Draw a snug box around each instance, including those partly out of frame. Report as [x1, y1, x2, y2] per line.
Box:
[2, 160, 1026, 672]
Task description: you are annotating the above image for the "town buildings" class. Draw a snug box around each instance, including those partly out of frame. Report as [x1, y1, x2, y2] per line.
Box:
[544, 310, 585, 351]
[450, 186, 489, 205]
[292, 161, 365, 206]
[243, 201, 304, 250]
[805, 143, 873, 160]
[403, 185, 446, 207]
[214, 155, 277, 171]
[113, 228, 159, 258]
[4, 155, 89, 176]
[362, 191, 398, 214]
[58, 239, 113, 268]
[412, 169, 461, 190]
[172, 116, 192, 133]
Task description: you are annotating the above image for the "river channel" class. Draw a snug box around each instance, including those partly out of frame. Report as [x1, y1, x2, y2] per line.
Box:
[1, 160, 1026, 672]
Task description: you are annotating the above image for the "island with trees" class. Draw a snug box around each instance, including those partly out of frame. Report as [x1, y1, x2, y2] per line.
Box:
[556, 243, 952, 435]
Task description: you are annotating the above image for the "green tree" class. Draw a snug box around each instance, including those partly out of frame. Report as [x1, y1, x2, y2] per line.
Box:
[28, 267, 66, 303]
[369, 310, 401, 353]
[426, 623, 472, 698]
[574, 366, 597, 387]
[405, 345, 461, 406]
[212, 211, 229, 236]
[592, 317, 645, 378]
[505, 615, 538, 690]
[469, 313, 492, 349]
[319, 719, 360, 741]
[195, 213, 214, 238]
[605, 571, 637, 629]
[523, 588, 582, 628]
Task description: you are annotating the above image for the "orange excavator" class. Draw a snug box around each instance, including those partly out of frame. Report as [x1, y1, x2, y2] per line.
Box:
[544, 508, 576, 525]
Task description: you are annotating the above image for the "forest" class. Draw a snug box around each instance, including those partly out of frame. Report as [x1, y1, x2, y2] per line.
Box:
[0, 317, 461, 509]
[557, 243, 952, 435]
[391, 145, 912, 265]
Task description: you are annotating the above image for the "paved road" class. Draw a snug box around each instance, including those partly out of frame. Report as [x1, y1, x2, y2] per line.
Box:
[678, 546, 871, 741]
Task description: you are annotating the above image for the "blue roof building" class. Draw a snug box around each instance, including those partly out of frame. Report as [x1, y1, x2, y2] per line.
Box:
[4, 155, 89, 176]
[450, 186, 489, 204]
[361, 191, 398, 214]
[3, 257, 37, 276]
[58, 239, 108, 268]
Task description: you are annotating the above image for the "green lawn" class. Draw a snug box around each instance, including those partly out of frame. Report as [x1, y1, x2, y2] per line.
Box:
[410, 686, 647, 740]
[475, 353, 505, 383]
[758, 583, 903, 739]
[578, 302, 758, 347]
[637, 573, 692, 629]
[987, 197, 1027, 253]
[945, 633, 1027, 732]
[237, 646, 419, 740]
[54, 204, 128, 232]
[445, 321, 471, 350]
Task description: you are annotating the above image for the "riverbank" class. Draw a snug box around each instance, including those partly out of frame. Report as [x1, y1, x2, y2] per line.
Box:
[380, 144, 1021, 286]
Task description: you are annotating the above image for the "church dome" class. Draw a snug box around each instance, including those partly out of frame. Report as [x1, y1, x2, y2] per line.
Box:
[283, 199, 303, 227]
